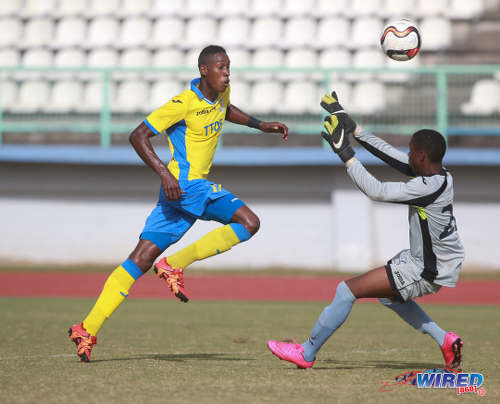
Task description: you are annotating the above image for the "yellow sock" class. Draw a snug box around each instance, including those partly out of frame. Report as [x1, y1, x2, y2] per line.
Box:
[83, 259, 143, 335]
[167, 223, 250, 269]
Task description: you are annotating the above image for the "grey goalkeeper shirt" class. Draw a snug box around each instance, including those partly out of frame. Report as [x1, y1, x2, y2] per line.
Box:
[346, 129, 465, 287]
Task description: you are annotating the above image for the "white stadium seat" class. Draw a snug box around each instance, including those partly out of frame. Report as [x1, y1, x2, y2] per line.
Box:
[149, 0, 184, 17]
[152, 48, 184, 69]
[350, 17, 384, 49]
[117, 48, 152, 79]
[87, 0, 121, 17]
[149, 79, 184, 110]
[381, 0, 415, 18]
[19, 49, 53, 80]
[250, 0, 283, 17]
[283, 80, 318, 114]
[179, 49, 199, 80]
[0, 80, 18, 112]
[282, 17, 316, 49]
[280, 48, 318, 81]
[55, 0, 88, 17]
[22, 0, 57, 17]
[13, 80, 51, 113]
[46, 81, 84, 113]
[22, 18, 55, 48]
[114, 80, 149, 113]
[381, 56, 420, 83]
[181, 0, 217, 17]
[87, 17, 120, 48]
[218, 17, 251, 48]
[225, 48, 251, 79]
[346, 48, 385, 82]
[449, 0, 484, 19]
[250, 48, 284, 80]
[182, 17, 218, 50]
[345, 0, 383, 18]
[87, 48, 119, 67]
[248, 81, 284, 114]
[81, 80, 117, 113]
[150, 17, 184, 48]
[324, 82, 352, 111]
[54, 49, 87, 79]
[461, 80, 500, 116]
[419, 17, 452, 51]
[416, 0, 449, 17]
[282, 0, 315, 17]
[0, 0, 22, 16]
[119, 0, 151, 17]
[350, 81, 387, 114]
[53, 17, 87, 48]
[219, 0, 250, 16]
[249, 17, 283, 49]
[312, 0, 348, 18]
[0, 49, 20, 67]
[315, 17, 350, 50]
[318, 49, 352, 82]
[119, 17, 151, 48]
[227, 79, 251, 107]
[0, 18, 22, 47]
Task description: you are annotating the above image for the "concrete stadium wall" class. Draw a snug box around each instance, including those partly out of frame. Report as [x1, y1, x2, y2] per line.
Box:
[1, 161, 499, 272]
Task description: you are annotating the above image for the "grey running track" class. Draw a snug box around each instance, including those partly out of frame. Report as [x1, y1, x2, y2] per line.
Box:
[0, 272, 499, 305]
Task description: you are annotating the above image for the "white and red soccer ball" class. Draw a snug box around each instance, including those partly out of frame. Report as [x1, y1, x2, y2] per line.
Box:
[380, 19, 421, 61]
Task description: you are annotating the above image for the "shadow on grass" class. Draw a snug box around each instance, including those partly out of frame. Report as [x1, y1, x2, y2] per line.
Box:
[92, 353, 255, 363]
[313, 359, 443, 371]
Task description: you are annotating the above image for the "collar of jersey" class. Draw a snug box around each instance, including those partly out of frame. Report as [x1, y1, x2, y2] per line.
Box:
[190, 78, 219, 105]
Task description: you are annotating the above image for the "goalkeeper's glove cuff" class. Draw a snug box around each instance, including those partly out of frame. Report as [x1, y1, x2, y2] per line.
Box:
[338, 145, 355, 163]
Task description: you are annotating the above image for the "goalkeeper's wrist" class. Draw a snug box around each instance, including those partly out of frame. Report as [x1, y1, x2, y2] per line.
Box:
[339, 146, 355, 163]
[248, 116, 262, 129]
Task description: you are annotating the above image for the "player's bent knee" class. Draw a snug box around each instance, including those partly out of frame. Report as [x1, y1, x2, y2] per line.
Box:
[245, 214, 260, 235]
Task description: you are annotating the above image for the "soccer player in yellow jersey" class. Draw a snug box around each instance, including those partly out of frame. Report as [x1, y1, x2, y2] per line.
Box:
[68, 45, 288, 362]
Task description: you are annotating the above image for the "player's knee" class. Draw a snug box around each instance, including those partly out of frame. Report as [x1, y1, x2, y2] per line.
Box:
[128, 250, 159, 272]
[244, 214, 260, 235]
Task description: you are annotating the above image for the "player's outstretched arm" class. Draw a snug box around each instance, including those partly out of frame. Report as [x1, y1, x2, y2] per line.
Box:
[225, 104, 288, 140]
[129, 122, 182, 200]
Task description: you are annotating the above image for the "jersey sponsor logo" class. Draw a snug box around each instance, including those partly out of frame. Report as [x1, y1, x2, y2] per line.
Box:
[172, 99, 182, 103]
[204, 119, 224, 136]
[197, 105, 217, 116]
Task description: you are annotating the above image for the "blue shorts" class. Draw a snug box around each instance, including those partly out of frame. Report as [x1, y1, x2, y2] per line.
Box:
[140, 179, 245, 251]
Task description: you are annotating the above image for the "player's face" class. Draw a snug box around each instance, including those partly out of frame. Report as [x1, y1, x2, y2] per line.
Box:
[203, 52, 230, 93]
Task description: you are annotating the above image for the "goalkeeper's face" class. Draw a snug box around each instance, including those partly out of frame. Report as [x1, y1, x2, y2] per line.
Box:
[201, 52, 231, 93]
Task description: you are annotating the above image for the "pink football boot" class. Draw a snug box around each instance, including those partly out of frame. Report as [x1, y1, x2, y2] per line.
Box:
[441, 332, 463, 370]
[267, 340, 315, 369]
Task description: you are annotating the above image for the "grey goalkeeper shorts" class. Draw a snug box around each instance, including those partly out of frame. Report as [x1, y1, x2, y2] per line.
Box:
[385, 249, 441, 302]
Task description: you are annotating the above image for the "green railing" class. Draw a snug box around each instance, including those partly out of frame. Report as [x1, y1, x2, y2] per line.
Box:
[1, 65, 500, 147]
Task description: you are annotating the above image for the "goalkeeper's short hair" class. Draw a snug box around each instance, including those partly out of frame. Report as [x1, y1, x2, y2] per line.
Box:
[198, 45, 227, 68]
[411, 129, 446, 163]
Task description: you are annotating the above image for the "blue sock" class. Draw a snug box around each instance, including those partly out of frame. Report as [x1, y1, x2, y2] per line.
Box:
[379, 298, 446, 346]
[302, 281, 356, 362]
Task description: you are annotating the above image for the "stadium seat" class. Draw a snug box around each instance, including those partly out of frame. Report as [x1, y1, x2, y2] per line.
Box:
[182, 17, 218, 50]
[350, 81, 387, 114]
[217, 17, 251, 48]
[149, 0, 184, 16]
[119, 17, 151, 48]
[416, 0, 449, 17]
[219, 0, 250, 16]
[46, 80, 84, 113]
[249, 17, 283, 49]
[281, 48, 318, 81]
[344, 0, 383, 17]
[149, 79, 183, 110]
[0, 49, 20, 67]
[21, 48, 53, 71]
[179, 49, 199, 80]
[87, 48, 119, 67]
[150, 17, 184, 48]
[282, 0, 315, 17]
[312, 0, 348, 18]
[0, 80, 18, 112]
[119, 0, 151, 17]
[114, 80, 149, 113]
[55, 0, 87, 17]
[381, 0, 415, 18]
[249, 0, 283, 17]
[323, 81, 352, 110]
[249, 48, 284, 81]
[282, 17, 316, 49]
[350, 17, 384, 49]
[22, 0, 57, 17]
[0, 18, 22, 47]
[461, 79, 500, 116]
[248, 81, 284, 113]
[86, 0, 121, 17]
[225, 48, 251, 79]
[87, 17, 120, 48]
[53, 17, 87, 48]
[181, 0, 217, 17]
[449, 0, 484, 19]
[315, 17, 350, 50]
[228, 79, 251, 107]
[381, 56, 420, 83]
[283, 80, 318, 114]
[0, 0, 21, 16]
[54, 49, 87, 79]
[419, 17, 452, 51]
[318, 49, 352, 83]
[151, 48, 184, 73]
[13, 80, 51, 113]
[117, 48, 152, 79]
[22, 18, 55, 48]
[346, 49, 385, 82]
[81, 80, 117, 113]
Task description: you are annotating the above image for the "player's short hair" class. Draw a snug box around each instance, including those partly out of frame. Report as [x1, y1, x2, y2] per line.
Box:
[198, 45, 227, 68]
[411, 129, 446, 163]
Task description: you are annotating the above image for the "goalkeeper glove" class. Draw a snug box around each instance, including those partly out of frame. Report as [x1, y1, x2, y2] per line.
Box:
[320, 91, 356, 163]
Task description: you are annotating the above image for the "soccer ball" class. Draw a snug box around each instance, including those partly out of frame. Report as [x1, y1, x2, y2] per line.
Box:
[380, 19, 421, 61]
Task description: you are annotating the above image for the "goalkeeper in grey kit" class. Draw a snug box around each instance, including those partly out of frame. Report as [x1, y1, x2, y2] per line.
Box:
[267, 91, 466, 370]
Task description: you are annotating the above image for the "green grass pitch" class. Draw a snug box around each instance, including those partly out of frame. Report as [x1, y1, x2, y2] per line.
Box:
[0, 297, 498, 403]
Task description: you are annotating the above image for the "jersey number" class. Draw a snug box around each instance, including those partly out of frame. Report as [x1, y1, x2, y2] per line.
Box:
[439, 204, 457, 240]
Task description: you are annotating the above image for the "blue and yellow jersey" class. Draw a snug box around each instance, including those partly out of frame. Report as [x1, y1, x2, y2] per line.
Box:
[144, 78, 230, 181]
